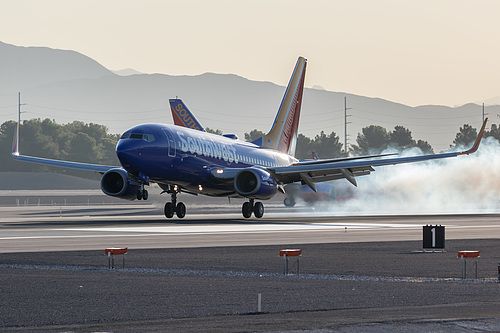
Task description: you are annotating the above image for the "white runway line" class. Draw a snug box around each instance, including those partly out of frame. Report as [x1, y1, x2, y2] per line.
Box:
[0, 222, 425, 241]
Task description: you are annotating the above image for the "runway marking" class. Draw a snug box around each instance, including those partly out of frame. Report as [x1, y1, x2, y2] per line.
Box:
[3, 223, 500, 242]
[57, 222, 424, 234]
[0, 222, 424, 241]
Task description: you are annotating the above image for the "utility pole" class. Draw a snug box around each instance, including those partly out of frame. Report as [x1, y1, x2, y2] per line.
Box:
[344, 96, 351, 156]
[17, 92, 26, 152]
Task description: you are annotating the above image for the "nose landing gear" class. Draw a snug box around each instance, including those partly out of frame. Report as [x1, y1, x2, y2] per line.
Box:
[163, 187, 186, 219]
[242, 199, 264, 218]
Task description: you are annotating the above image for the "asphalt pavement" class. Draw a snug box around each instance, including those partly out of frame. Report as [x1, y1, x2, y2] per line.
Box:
[1, 239, 500, 332]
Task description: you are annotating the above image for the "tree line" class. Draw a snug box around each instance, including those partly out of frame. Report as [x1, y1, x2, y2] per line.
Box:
[0, 119, 495, 175]
[244, 123, 496, 159]
[0, 119, 119, 176]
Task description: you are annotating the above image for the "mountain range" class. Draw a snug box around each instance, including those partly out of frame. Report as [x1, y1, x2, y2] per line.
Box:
[1, 41, 497, 152]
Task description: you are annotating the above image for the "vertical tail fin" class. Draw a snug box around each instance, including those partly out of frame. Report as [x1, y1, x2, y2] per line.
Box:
[253, 57, 307, 156]
[169, 98, 206, 132]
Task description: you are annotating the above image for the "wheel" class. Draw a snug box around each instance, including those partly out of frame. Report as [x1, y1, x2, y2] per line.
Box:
[254, 202, 264, 218]
[137, 190, 143, 200]
[142, 189, 149, 200]
[242, 202, 252, 218]
[284, 197, 295, 207]
[164, 202, 174, 218]
[176, 202, 186, 218]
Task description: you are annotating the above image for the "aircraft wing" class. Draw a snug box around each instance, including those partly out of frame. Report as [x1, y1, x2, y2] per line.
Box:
[295, 153, 398, 166]
[270, 118, 488, 190]
[11, 123, 117, 173]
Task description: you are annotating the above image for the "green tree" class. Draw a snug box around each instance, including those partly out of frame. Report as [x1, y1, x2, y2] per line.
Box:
[415, 140, 434, 154]
[352, 125, 390, 155]
[295, 133, 312, 159]
[485, 123, 500, 141]
[311, 131, 343, 158]
[453, 124, 477, 148]
[68, 132, 98, 162]
[0, 118, 120, 175]
[206, 128, 223, 135]
[98, 136, 120, 165]
[244, 129, 265, 142]
[390, 126, 415, 150]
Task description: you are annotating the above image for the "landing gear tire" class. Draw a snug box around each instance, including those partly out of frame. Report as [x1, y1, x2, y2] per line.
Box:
[176, 202, 186, 218]
[284, 197, 295, 207]
[164, 202, 174, 218]
[242, 202, 252, 218]
[137, 189, 149, 200]
[254, 202, 264, 218]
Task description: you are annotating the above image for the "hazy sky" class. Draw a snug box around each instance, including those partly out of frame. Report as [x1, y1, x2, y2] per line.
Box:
[2, 0, 500, 107]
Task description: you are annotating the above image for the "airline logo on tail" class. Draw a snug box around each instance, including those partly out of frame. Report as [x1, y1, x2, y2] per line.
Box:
[255, 57, 307, 156]
[169, 99, 205, 132]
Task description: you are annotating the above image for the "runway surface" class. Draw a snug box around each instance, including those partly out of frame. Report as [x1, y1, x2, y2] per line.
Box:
[2, 203, 500, 253]
[2, 201, 500, 332]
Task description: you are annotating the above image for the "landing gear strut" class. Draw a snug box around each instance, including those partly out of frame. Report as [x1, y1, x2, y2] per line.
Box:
[242, 199, 264, 218]
[136, 184, 148, 200]
[163, 187, 186, 219]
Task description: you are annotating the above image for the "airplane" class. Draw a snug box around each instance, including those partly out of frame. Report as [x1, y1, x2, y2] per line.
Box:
[11, 56, 488, 219]
[167, 100, 384, 208]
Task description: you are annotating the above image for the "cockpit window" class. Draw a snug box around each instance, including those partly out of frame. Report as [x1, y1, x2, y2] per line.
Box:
[120, 133, 155, 142]
[130, 133, 143, 139]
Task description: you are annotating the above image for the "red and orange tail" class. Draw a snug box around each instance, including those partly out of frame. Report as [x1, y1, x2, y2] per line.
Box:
[252, 57, 307, 156]
[169, 99, 206, 132]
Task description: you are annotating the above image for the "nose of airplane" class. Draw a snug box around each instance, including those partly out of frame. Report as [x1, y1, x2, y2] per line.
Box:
[116, 139, 138, 170]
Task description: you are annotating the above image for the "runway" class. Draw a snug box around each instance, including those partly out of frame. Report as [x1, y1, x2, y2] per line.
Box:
[2, 204, 500, 253]
[2, 202, 500, 332]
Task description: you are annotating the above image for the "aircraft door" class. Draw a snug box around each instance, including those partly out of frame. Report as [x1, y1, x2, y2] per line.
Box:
[162, 128, 176, 157]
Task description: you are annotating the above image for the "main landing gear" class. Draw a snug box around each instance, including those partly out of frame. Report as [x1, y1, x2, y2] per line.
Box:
[283, 197, 296, 207]
[136, 184, 149, 200]
[242, 199, 264, 218]
[164, 189, 186, 219]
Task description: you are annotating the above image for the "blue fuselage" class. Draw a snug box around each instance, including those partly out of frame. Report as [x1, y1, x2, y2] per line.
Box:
[116, 124, 297, 197]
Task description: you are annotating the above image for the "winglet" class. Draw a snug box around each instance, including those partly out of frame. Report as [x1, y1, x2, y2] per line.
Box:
[458, 118, 488, 155]
[11, 121, 19, 156]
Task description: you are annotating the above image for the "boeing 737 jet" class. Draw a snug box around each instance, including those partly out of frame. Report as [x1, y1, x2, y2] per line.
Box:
[11, 57, 487, 219]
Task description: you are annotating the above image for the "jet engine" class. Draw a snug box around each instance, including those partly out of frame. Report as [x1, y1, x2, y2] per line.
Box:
[100, 168, 141, 200]
[234, 167, 278, 199]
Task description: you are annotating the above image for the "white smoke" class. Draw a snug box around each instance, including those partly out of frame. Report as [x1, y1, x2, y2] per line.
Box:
[317, 137, 500, 215]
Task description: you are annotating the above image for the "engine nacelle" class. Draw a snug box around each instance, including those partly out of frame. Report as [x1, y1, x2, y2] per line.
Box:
[100, 168, 141, 200]
[234, 167, 278, 199]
